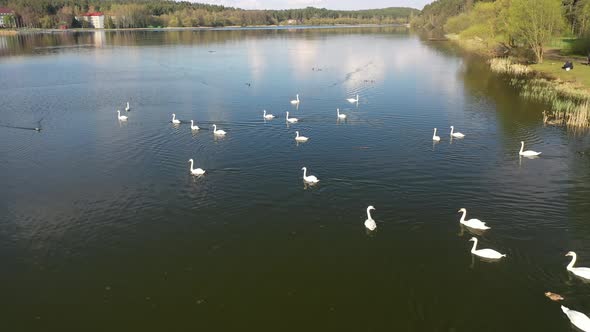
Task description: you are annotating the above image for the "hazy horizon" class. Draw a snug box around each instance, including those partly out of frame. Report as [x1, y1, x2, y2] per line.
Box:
[187, 0, 430, 10]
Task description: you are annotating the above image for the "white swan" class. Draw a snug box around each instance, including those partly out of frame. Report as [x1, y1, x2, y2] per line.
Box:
[263, 110, 275, 120]
[519, 141, 542, 157]
[295, 131, 309, 142]
[450, 126, 465, 138]
[190, 120, 199, 131]
[432, 128, 440, 141]
[337, 108, 347, 119]
[364, 205, 376, 231]
[301, 167, 319, 183]
[125, 102, 130, 112]
[566, 251, 590, 280]
[171, 113, 181, 124]
[117, 110, 128, 121]
[561, 306, 590, 332]
[347, 94, 359, 103]
[212, 124, 226, 136]
[458, 208, 490, 230]
[286, 112, 298, 123]
[290, 94, 300, 105]
[188, 159, 205, 176]
[469, 237, 506, 259]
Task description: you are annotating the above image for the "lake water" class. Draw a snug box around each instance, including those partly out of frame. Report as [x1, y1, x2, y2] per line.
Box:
[1, 27, 590, 331]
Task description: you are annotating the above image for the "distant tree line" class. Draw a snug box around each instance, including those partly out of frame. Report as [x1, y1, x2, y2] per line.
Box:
[0, 0, 419, 29]
[411, 0, 590, 63]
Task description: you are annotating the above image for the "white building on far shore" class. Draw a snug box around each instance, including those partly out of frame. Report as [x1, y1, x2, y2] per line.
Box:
[77, 12, 105, 29]
[0, 7, 15, 28]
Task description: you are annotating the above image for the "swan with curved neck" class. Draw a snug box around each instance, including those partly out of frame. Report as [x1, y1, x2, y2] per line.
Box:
[212, 124, 226, 136]
[190, 120, 199, 131]
[458, 208, 490, 230]
[364, 206, 376, 231]
[469, 237, 506, 259]
[188, 159, 205, 176]
[301, 167, 319, 183]
[290, 94, 300, 105]
[337, 108, 347, 119]
[117, 110, 128, 121]
[347, 94, 359, 103]
[286, 112, 298, 123]
[566, 251, 590, 280]
[295, 131, 308, 142]
[450, 126, 465, 138]
[171, 113, 180, 124]
[125, 102, 130, 112]
[561, 306, 590, 332]
[432, 128, 440, 141]
[263, 110, 275, 120]
[519, 141, 542, 157]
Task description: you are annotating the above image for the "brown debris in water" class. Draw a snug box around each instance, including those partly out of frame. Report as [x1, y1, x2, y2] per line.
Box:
[544, 292, 564, 301]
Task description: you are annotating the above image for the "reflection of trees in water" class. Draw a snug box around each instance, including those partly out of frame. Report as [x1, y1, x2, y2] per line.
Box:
[0, 26, 409, 57]
[459, 55, 548, 130]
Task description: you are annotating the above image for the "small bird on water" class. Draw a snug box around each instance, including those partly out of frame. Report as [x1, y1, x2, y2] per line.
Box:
[544, 292, 564, 301]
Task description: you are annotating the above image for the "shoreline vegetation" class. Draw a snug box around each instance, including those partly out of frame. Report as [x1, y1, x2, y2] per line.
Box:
[412, 0, 590, 129]
[0, 0, 418, 29]
[0, 23, 408, 35]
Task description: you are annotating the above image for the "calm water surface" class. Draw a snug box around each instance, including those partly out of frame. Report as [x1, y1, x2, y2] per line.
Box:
[1, 27, 590, 331]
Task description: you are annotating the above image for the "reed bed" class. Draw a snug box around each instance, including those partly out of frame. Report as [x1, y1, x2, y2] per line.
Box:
[488, 58, 531, 76]
[489, 58, 590, 128]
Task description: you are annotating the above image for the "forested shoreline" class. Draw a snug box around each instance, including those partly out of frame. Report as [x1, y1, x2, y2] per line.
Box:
[0, 0, 419, 29]
[412, 0, 590, 127]
[411, 0, 590, 63]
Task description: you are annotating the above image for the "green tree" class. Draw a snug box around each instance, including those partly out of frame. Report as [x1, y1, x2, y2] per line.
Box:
[105, 15, 114, 29]
[508, 0, 564, 63]
[576, 0, 590, 36]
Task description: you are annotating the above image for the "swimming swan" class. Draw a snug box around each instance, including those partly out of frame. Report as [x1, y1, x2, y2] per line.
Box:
[125, 102, 130, 112]
[519, 141, 542, 157]
[188, 159, 205, 176]
[290, 94, 300, 105]
[190, 120, 199, 131]
[450, 126, 465, 138]
[295, 131, 309, 142]
[117, 110, 128, 121]
[212, 124, 226, 136]
[364, 206, 376, 231]
[458, 208, 490, 230]
[433, 128, 440, 141]
[337, 108, 347, 119]
[561, 306, 590, 332]
[469, 237, 506, 260]
[347, 94, 359, 103]
[301, 167, 319, 183]
[566, 251, 590, 280]
[286, 112, 298, 123]
[263, 110, 275, 120]
[171, 113, 181, 124]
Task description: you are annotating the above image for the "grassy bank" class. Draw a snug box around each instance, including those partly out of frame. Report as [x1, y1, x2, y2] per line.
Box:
[0, 30, 18, 35]
[489, 58, 590, 128]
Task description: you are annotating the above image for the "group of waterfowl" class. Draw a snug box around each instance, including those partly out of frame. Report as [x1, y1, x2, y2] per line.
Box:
[432, 127, 542, 157]
[115, 93, 587, 330]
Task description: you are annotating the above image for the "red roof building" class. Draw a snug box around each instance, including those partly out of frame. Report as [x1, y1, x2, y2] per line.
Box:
[0, 7, 15, 28]
[82, 12, 104, 17]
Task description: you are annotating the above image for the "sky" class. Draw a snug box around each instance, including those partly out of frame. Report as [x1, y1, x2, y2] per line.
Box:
[190, 0, 432, 10]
